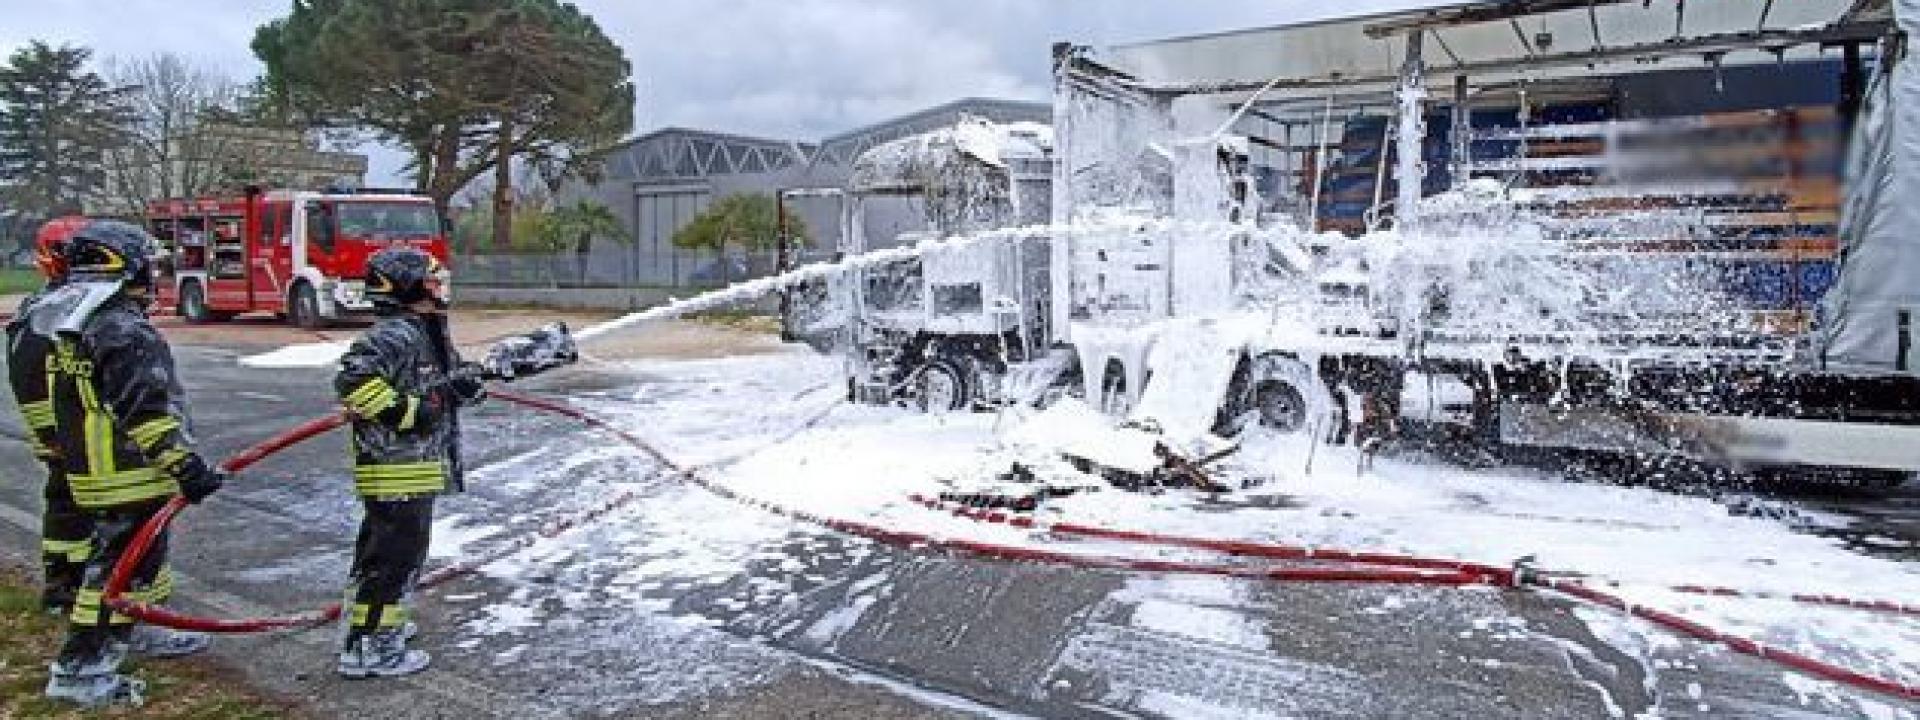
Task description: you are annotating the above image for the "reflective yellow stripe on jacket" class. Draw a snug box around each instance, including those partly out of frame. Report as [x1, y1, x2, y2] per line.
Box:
[352, 461, 446, 497]
[74, 366, 113, 478]
[127, 416, 180, 453]
[51, 341, 180, 508]
[70, 468, 179, 507]
[344, 378, 400, 417]
[396, 395, 421, 431]
[18, 399, 54, 428]
[19, 400, 55, 456]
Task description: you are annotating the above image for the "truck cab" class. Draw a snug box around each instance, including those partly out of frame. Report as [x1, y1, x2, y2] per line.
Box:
[829, 117, 1057, 411]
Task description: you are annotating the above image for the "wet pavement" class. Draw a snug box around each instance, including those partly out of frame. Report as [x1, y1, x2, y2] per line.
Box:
[0, 338, 1913, 718]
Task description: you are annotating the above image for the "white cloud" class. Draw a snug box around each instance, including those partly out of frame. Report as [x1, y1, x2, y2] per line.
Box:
[0, 0, 273, 79]
[585, 0, 1047, 139]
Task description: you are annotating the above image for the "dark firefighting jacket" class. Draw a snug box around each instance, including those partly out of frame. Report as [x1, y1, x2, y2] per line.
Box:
[8, 288, 60, 462]
[39, 295, 202, 508]
[335, 312, 469, 497]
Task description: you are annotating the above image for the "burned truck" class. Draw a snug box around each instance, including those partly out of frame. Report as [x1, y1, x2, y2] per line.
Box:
[783, 118, 1060, 411]
[1039, 0, 1920, 486]
[796, 0, 1920, 487]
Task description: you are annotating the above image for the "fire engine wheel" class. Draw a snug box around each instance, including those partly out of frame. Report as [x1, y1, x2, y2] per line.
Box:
[179, 281, 230, 324]
[289, 283, 325, 330]
[916, 359, 970, 413]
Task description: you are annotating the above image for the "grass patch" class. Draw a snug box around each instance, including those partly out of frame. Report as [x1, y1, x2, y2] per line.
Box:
[687, 309, 782, 334]
[0, 267, 43, 296]
[0, 563, 295, 719]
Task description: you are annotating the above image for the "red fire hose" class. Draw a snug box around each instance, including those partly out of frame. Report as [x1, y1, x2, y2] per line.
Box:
[99, 391, 1919, 700]
[906, 494, 1920, 700]
[1667, 583, 1920, 618]
[907, 494, 1920, 619]
[99, 391, 660, 633]
[102, 414, 349, 632]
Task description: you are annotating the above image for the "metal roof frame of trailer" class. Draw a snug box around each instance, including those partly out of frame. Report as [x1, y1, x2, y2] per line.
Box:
[1102, 0, 1880, 105]
[1240, 76, 1620, 121]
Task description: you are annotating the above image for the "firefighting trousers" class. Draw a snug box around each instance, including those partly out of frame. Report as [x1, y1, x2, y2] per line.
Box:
[57, 499, 173, 666]
[40, 466, 95, 611]
[346, 496, 434, 638]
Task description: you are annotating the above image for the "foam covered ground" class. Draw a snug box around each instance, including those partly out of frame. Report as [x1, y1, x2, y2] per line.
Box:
[559, 350, 1918, 716]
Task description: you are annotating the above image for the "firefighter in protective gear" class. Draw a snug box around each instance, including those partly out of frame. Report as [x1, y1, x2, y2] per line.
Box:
[35, 221, 225, 706]
[7, 217, 92, 615]
[334, 247, 483, 678]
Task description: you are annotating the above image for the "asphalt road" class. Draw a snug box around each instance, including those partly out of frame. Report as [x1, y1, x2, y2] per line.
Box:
[0, 331, 1911, 718]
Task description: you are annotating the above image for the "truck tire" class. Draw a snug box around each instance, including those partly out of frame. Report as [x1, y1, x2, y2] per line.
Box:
[289, 282, 326, 330]
[180, 281, 215, 324]
[1254, 378, 1309, 433]
[917, 358, 971, 413]
[1250, 354, 1314, 433]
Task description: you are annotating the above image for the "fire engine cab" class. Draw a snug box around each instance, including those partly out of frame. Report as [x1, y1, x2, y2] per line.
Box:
[147, 188, 450, 328]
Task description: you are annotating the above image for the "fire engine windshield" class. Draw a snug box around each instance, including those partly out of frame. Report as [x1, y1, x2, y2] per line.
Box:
[336, 202, 439, 240]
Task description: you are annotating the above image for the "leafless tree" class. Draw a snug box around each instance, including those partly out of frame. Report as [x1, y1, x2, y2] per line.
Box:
[99, 53, 240, 213]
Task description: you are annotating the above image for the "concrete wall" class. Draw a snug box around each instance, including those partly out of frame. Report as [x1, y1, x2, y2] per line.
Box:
[457, 284, 779, 313]
[456, 285, 675, 311]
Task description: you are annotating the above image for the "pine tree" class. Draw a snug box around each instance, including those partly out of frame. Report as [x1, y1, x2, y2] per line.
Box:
[0, 42, 135, 228]
[467, 1, 633, 250]
[253, 0, 633, 243]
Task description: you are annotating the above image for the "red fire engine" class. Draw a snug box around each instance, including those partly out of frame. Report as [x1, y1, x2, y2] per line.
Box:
[147, 187, 451, 328]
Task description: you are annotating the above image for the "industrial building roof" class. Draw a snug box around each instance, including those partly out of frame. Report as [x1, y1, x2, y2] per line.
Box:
[604, 98, 1049, 182]
[1106, 0, 1872, 102]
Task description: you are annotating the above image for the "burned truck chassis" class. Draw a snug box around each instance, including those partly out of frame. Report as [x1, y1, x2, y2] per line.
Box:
[851, 327, 1028, 412]
[1355, 354, 1920, 487]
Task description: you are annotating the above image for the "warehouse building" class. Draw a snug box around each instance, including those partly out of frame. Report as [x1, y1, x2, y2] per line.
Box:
[559, 97, 1048, 288]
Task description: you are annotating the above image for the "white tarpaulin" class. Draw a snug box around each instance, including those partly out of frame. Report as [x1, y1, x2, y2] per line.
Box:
[1817, 0, 1920, 375]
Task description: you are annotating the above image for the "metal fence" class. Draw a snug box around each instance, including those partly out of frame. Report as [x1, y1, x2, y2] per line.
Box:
[455, 248, 796, 289]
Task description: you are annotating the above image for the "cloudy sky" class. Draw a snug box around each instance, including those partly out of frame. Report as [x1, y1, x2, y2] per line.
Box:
[1, 0, 1437, 184]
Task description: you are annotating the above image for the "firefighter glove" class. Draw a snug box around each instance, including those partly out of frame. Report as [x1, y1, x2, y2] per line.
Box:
[449, 363, 488, 406]
[176, 454, 226, 504]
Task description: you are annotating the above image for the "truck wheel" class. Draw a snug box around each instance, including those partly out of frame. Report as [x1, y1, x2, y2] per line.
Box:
[917, 359, 970, 413]
[1251, 354, 1314, 433]
[289, 283, 325, 330]
[1254, 379, 1308, 433]
[180, 281, 216, 324]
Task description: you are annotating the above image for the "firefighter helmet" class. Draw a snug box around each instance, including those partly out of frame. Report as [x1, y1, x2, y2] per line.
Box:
[33, 216, 89, 281]
[63, 220, 157, 290]
[365, 247, 448, 309]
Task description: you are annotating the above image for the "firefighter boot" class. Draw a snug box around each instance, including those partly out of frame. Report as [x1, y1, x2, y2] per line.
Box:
[40, 557, 86, 617]
[44, 642, 144, 708]
[128, 624, 210, 659]
[337, 628, 430, 679]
